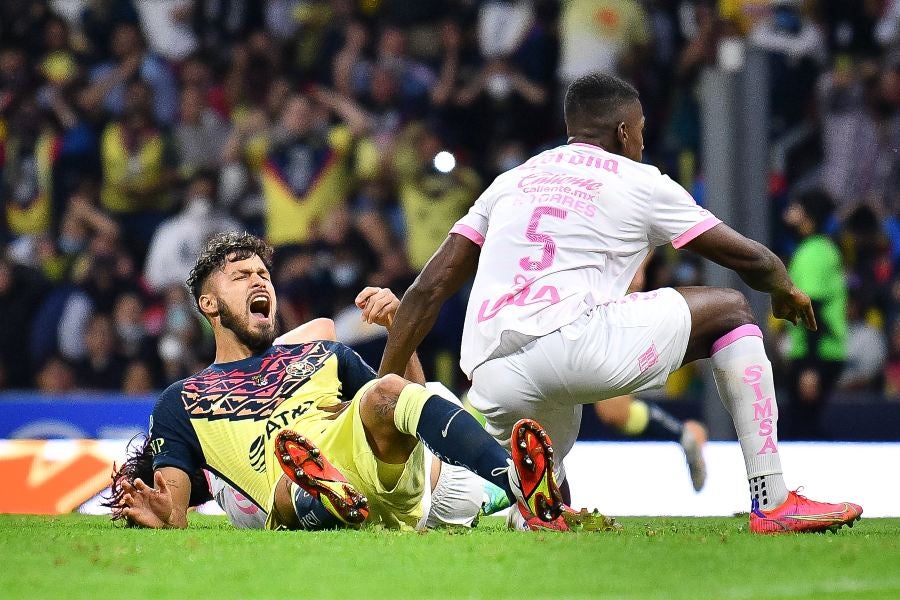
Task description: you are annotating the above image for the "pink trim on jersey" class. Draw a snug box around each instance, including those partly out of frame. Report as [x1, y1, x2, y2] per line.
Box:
[710, 324, 763, 355]
[671, 216, 722, 249]
[450, 223, 485, 247]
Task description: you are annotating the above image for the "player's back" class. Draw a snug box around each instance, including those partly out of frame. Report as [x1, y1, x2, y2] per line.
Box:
[481, 143, 661, 296]
[453, 142, 717, 376]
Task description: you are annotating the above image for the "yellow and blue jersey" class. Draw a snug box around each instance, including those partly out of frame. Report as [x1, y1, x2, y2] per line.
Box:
[149, 341, 376, 512]
[260, 126, 352, 246]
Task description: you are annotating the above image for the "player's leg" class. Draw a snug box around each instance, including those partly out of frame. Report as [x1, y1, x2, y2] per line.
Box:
[678, 285, 791, 509]
[417, 383, 487, 529]
[676, 286, 862, 532]
[212, 457, 358, 531]
[273, 429, 370, 527]
[594, 394, 707, 491]
[358, 374, 565, 524]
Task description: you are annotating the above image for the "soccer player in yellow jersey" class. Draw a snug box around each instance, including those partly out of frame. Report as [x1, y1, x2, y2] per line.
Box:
[109, 231, 570, 531]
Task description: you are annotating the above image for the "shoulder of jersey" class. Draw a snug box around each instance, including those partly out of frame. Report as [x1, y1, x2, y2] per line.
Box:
[624, 157, 663, 178]
[155, 377, 188, 407]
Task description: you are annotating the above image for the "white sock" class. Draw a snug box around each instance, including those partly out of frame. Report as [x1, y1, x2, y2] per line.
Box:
[709, 325, 788, 509]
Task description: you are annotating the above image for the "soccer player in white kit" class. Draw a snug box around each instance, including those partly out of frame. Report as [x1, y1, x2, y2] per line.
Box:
[380, 73, 862, 533]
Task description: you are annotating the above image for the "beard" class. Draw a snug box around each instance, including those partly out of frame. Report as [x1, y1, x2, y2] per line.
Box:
[218, 301, 277, 354]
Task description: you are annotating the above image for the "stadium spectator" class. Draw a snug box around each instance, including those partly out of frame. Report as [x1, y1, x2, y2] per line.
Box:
[261, 93, 356, 246]
[121, 359, 156, 394]
[748, 0, 826, 134]
[453, 58, 550, 158]
[0, 256, 49, 388]
[143, 171, 240, 294]
[98, 79, 178, 255]
[391, 122, 481, 271]
[558, 0, 650, 83]
[0, 0, 894, 431]
[133, 0, 199, 62]
[348, 25, 436, 111]
[173, 85, 230, 177]
[35, 354, 77, 393]
[838, 296, 888, 392]
[78, 0, 141, 63]
[75, 312, 127, 390]
[781, 189, 847, 439]
[817, 60, 900, 213]
[85, 22, 178, 126]
[112, 291, 153, 363]
[3, 98, 54, 239]
[156, 284, 211, 382]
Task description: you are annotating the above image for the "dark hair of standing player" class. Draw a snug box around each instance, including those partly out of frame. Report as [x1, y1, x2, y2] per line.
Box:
[564, 72, 645, 163]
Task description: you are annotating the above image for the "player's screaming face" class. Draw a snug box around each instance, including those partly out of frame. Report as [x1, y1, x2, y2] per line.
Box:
[204, 253, 277, 352]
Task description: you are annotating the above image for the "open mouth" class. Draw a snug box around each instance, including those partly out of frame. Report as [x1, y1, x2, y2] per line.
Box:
[249, 294, 271, 321]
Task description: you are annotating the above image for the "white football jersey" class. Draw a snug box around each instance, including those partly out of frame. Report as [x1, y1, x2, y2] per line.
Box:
[451, 142, 719, 377]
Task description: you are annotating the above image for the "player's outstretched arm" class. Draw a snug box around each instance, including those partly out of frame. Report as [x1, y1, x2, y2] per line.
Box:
[683, 223, 817, 331]
[379, 234, 480, 376]
[121, 468, 192, 529]
[274, 318, 338, 344]
[356, 286, 426, 384]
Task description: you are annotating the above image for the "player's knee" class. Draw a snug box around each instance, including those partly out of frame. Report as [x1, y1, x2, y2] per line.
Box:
[376, 374, 408, 395]
[720, 288, 755, 329]
[361, 375, 408, 428]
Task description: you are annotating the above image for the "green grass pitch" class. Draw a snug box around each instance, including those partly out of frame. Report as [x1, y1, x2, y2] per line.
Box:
[1, 514, 899, 599]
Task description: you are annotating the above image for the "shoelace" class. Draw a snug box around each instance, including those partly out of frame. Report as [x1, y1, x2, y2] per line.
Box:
[791, 487, 809, 502]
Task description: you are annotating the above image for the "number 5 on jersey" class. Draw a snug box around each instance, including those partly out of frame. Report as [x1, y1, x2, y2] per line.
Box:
[520, 207, 568, 272]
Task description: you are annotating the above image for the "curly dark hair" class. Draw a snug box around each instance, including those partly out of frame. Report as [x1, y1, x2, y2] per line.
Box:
[103, 435, 213, 526]
[186, 231, 274, 302]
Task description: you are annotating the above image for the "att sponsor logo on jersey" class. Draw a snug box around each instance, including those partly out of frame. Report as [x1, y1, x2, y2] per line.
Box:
[247, 400, 317, 472]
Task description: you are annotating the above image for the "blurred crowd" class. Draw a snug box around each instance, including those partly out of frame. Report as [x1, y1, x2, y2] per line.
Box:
[1, 1, 899, 415]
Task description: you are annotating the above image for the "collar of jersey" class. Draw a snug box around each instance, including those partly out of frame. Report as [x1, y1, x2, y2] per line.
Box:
[206, 347, 278, 371]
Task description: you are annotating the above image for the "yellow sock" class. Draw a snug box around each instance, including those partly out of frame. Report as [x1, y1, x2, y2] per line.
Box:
[623, 399, 651, 436]
[393, 382, 431, 436]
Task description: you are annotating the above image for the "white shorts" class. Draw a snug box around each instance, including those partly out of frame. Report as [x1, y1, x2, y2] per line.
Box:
[417, 448, 483, 529]
[206, 470, 268, 529]
[467, 288, 692, 481]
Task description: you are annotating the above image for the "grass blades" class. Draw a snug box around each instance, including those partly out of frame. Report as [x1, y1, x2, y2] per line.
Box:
[1, 515, 899, 599]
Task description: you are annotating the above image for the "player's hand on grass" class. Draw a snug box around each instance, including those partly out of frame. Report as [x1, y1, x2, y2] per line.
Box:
[121, 471, 175, 529]
[771, 286, 817, 331]
[355, 287, 399, 328]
